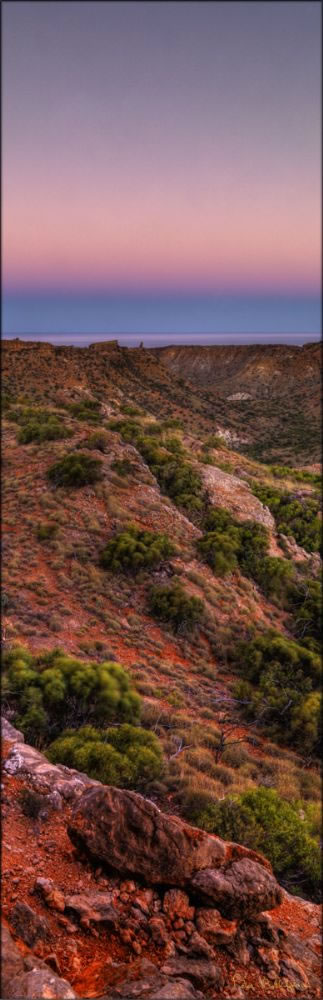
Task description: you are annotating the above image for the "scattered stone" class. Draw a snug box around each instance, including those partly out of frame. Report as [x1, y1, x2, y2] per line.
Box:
[195, 907, 237, 946]
[161, 958, 224, 989]
[149, 916, 170, 947]
[64, 891, 118, 927]
[163, 889, 194, 921]
[34, 878, 65, 913]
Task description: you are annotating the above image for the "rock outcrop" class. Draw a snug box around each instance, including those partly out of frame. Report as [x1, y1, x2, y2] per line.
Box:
[67, 785, 278, 904]
[200, 465, 275, 530]
[1, 923, 76, 999]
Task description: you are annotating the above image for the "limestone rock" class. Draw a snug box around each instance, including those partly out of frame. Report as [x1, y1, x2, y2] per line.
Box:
[68, 785, 269, 888]
[191, 859, 282, 918]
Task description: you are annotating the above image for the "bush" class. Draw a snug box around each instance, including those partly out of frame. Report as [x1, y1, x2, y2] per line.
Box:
[109, 420, 205, 515]
[111, 458, 137, 477]
[69, 398, 101, 423]
[149, 582, 204, 632]
[197, 527, 240, 576]
[47, 723, 163, 789]
[82, 431, 109, 453]
[3, 646, 141, 746]
[47, 452, 103, 488]
[251, 483, 321, 554]
[288, 577, 322, 643]
[18, 416, 71, 444]
[36, 522, 58, 542]
[233, 631, 321, 752]
[194, 787, 321, 902]
[101, 525, 175, 574]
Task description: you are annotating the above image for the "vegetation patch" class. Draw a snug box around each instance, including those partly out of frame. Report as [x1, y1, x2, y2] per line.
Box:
[232, 631, 321, 754]
[47, 452, 103, 488]
[192, 787, 321, 902]
[149, 582, 204, 633]
[3, 646, 140, 746]
[101, 524, 175, 573]
[47, 723, 163, 789]
[251, 482, 321, 553]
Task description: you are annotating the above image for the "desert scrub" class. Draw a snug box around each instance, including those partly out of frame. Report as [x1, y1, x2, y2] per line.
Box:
[233, 631, 321, 754]
[194, 787, 321, 903]
[3, 646, 140, 746]
[36, 521, 59, 542]
[101, 524, 175, 574]
[47, 723, 163, 789]
[148, 582, 204, 633]
[111, 458, 137, 477]
[250, 481, 321, 554]
[82, 430, 110, 452]
[68, 398, 102, 423]
[18, 415, 71, 444]
[47, 452, 103, 488]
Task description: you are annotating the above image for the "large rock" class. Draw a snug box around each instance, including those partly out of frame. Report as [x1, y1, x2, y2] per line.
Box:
[11, 902, 50, 947]
[191, 860, 282, 919]
[200, 465, 275, 530]
[1, 923, 76, 999]
[68, 786, 271, 890]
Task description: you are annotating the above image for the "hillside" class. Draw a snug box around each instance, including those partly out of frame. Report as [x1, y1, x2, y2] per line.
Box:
[156, 342, 321, 464]
[1, 338, 322, 999]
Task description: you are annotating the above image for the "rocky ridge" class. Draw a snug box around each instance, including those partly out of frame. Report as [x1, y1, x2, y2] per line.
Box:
[2, 721, 321, 1000]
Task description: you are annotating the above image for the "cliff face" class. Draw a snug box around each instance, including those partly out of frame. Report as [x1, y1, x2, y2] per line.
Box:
[2, 722, 321, 1000]
[155, 343, 321, 399]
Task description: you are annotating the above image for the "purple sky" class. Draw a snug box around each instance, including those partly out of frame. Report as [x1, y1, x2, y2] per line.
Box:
[2, 1, 321, 340]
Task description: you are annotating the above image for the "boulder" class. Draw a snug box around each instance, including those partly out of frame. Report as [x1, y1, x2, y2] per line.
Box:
[68, 785, 270, 888]
[191, 859, 282, 918]
[11, 902, 50, 947]
[7, 969, 76, 999]
[1, 923, 76, 999]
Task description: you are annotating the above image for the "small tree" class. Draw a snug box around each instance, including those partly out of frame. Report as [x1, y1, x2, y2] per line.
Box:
[101, 525, 175, 573]
[47, 452, 103, 488]
[149, 582, 204, 633]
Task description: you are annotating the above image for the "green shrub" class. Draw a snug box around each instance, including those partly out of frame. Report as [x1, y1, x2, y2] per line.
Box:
[233, 631, 321, 752]
[288, 577, 322, 643]
[194, 787, 321, 902]
[111, 458, 137, 477]
[3, 646, 140, 745]
[251, 483, 321, 554]
[101, 525, 175, 573]
[69, 398, 101, 423]
[47, 452, 103, 488]
[109, 420, 204, 515]
[82, 431, 109, 452]
[197, 526, 240, 576]
[149, 582, 204, 632]
[18, 416, 71, 444]
[36, 522, 59, 542]
[47, 722, 163, 789]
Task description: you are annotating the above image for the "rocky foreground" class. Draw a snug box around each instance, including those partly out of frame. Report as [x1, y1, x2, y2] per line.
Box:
[1, 720, 321, 1000]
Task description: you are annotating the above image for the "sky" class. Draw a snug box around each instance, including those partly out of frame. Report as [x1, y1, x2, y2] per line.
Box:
[2, 0, 321, 343]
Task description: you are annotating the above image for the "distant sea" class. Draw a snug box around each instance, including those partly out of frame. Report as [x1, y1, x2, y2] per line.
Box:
[2, 292, 321, 347]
